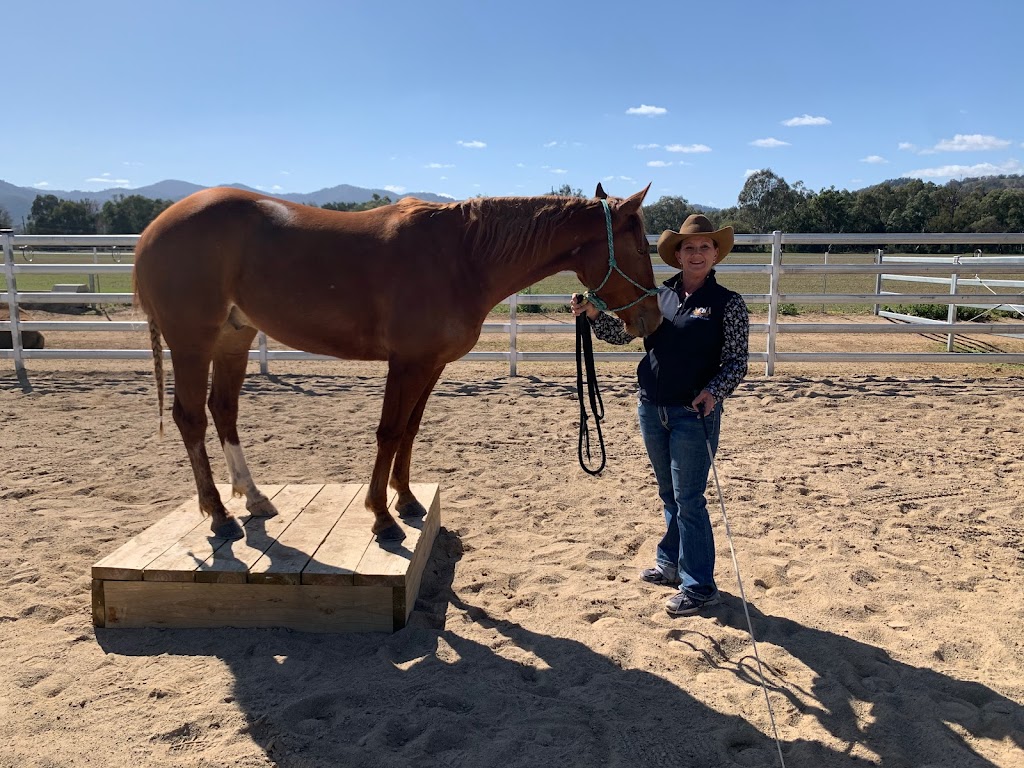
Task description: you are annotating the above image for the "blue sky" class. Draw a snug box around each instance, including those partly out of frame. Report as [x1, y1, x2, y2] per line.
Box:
[6, 0, 1022, 209]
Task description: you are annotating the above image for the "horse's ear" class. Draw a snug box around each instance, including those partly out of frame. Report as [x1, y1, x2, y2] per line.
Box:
[595, 183, 608, 200]
[619, 183, 651, 215]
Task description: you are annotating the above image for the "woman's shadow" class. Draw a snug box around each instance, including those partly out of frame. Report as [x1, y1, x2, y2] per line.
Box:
[96, 527, 1021, 768]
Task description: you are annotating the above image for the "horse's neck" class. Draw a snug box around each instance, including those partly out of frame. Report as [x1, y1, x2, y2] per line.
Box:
[470, 198, 592, 305]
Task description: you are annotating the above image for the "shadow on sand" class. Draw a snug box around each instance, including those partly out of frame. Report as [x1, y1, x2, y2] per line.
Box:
[95, 526, 1022, 768]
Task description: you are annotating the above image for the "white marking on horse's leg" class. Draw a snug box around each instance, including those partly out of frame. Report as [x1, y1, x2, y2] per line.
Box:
[223, 441, 278, 517]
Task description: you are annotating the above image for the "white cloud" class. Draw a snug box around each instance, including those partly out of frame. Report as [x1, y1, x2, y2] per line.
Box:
[384, 185, 406, 194]
[782, 114, 831, 127]
[647, 160, 672, 168]
[750, 138, 790, 148]
[602, 175, 636, 183]
[626, 104, 667, 117]
[279, 170, 290, 176]
[424, 162, 454, 169]
[516, 162, 526, 168]
[666, 143, 711, 153]
[860, 155, 888, 164]
[744, 169, 759, 178]
[634, 143, 661, 150]
[271, 185, 284, 191]
[543, 140, 560, 148]
[33, 181, 50, 188]
[457, 140, 486, 149]
[903, 159, 1023, 179]
[549, 168, 568, 175]
[900, 135, 1012, 155]
[933, 133, 1012, 152]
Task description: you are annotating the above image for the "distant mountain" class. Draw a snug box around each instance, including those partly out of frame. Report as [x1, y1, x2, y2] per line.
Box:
[0, 179, 456, 229]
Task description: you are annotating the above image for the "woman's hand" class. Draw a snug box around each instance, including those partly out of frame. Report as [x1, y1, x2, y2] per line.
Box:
[570, 293, 600, 320]
[692, 390, 717, 416]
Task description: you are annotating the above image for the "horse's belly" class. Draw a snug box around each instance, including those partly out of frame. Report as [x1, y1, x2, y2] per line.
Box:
[243, 307, 388, 361]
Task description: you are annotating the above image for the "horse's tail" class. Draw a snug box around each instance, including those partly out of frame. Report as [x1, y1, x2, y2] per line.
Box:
[147, 316, 165, 438]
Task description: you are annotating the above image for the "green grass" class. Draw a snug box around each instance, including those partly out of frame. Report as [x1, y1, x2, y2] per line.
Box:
[1, 251, 135, 293]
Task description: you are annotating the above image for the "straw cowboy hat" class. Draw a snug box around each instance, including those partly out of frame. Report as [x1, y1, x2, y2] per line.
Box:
[656, 214, 735, 268]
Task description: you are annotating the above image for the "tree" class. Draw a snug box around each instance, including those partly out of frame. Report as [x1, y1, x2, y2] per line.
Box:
[737, 169, 801, 232]
[100, 194, 173, 234]
[322, 194, 393, 212]
[546, 184, 585, 198]
[0, 205, 12, 230]
[27, 194, 98, 234]
[641, 195, 692, 234]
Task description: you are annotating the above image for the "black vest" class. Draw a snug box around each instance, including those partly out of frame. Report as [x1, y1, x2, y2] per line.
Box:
[637, 271, 736, 406]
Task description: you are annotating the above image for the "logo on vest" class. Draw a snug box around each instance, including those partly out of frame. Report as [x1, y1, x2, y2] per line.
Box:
[691, 306, 711, 319]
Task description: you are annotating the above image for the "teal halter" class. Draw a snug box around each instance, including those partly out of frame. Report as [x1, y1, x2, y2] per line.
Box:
[581, 199, 660, 313]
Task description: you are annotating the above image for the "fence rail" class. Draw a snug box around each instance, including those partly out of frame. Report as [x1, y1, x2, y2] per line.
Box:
[4, 229, 1024, 377]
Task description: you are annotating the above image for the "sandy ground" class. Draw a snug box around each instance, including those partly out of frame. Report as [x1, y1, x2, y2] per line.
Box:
[1, 313, 1023, 767]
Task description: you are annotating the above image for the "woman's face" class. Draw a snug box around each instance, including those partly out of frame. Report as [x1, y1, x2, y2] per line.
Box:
[676, 235, 718, 282]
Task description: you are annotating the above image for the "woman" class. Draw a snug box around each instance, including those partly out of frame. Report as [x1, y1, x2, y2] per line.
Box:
[571, 213, 749, 616]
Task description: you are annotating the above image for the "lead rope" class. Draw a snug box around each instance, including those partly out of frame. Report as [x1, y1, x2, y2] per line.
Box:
[576, 311, 605, 475]
[699, 405, 787, 768]
[574, 198, 658, 475]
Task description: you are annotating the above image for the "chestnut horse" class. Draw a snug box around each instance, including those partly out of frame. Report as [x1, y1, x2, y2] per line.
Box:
[133, 183, 662, 542]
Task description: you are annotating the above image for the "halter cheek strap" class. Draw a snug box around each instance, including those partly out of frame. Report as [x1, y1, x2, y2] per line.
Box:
[581, 199, 660, 313]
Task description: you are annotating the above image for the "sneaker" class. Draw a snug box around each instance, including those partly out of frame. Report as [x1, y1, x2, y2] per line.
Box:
[640, 566, 681, 587]
[665, 590, 720, 616]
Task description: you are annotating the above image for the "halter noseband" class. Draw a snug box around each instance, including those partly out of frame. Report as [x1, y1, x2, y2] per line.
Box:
[581, 199, 660, 313]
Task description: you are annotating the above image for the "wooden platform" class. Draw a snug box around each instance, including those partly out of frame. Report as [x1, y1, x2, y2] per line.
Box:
[91, 482, 440, 633]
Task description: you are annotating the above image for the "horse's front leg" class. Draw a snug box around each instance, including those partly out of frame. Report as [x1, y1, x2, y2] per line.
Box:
[390, 366, 445, 518]
[368, 363, 441, 541]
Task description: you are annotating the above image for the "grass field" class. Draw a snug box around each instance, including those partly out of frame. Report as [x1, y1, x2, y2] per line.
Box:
[3, 250, 1021, 317]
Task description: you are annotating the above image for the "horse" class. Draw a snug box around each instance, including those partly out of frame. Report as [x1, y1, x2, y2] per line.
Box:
[132, 183, 663, 542]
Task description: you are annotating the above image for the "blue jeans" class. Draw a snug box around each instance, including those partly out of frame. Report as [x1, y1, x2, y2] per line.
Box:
[637, 400, 721, 599]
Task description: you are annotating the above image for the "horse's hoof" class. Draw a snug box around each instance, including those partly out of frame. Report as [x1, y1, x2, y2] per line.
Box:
[247, 496, 279, 518]
[213, 517, 245, 541]
[397, 498, 427, 518]
[374, 523, 406, 543]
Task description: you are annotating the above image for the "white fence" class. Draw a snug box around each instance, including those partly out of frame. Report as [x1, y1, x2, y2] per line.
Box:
[3, 229, 1024, 377]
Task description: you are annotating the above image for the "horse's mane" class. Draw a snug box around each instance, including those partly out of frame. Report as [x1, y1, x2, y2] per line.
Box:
[397, 195, 590, 264]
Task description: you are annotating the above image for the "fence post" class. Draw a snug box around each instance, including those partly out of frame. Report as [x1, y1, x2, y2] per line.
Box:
[258, 331, 269, 375]
[874, 249, 884, 316]
[946, 256, 960, 352]
[1, 229, 25, 376]
[508, 293, 518, 377]
[765, 230, 782, 376]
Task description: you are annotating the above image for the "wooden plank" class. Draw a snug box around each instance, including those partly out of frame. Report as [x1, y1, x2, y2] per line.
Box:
[355, 484, 440, 588]
[90, 494, 212, 581]
[194, 484, 323, 583]
[100, 581, 394, 633]
[301, 486, 393, 586]
[398, 484, 441, 627]
[142, 484, 285, 583]
[249, 484, 362, 585]
[91, 579, 106, 627]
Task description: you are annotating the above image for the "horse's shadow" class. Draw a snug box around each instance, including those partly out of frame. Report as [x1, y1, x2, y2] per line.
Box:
[95, 526, 1021, 768]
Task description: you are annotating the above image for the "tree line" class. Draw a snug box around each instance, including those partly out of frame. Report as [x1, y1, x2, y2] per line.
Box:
[642, 170, 1024, 253]
[6, 173, 1024, 250]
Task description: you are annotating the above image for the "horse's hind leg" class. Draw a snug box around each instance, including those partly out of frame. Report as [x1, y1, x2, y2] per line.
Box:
[208, 321, 277, 518]
[390, 365, 444, 518]
[170, 349, 244, 540]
